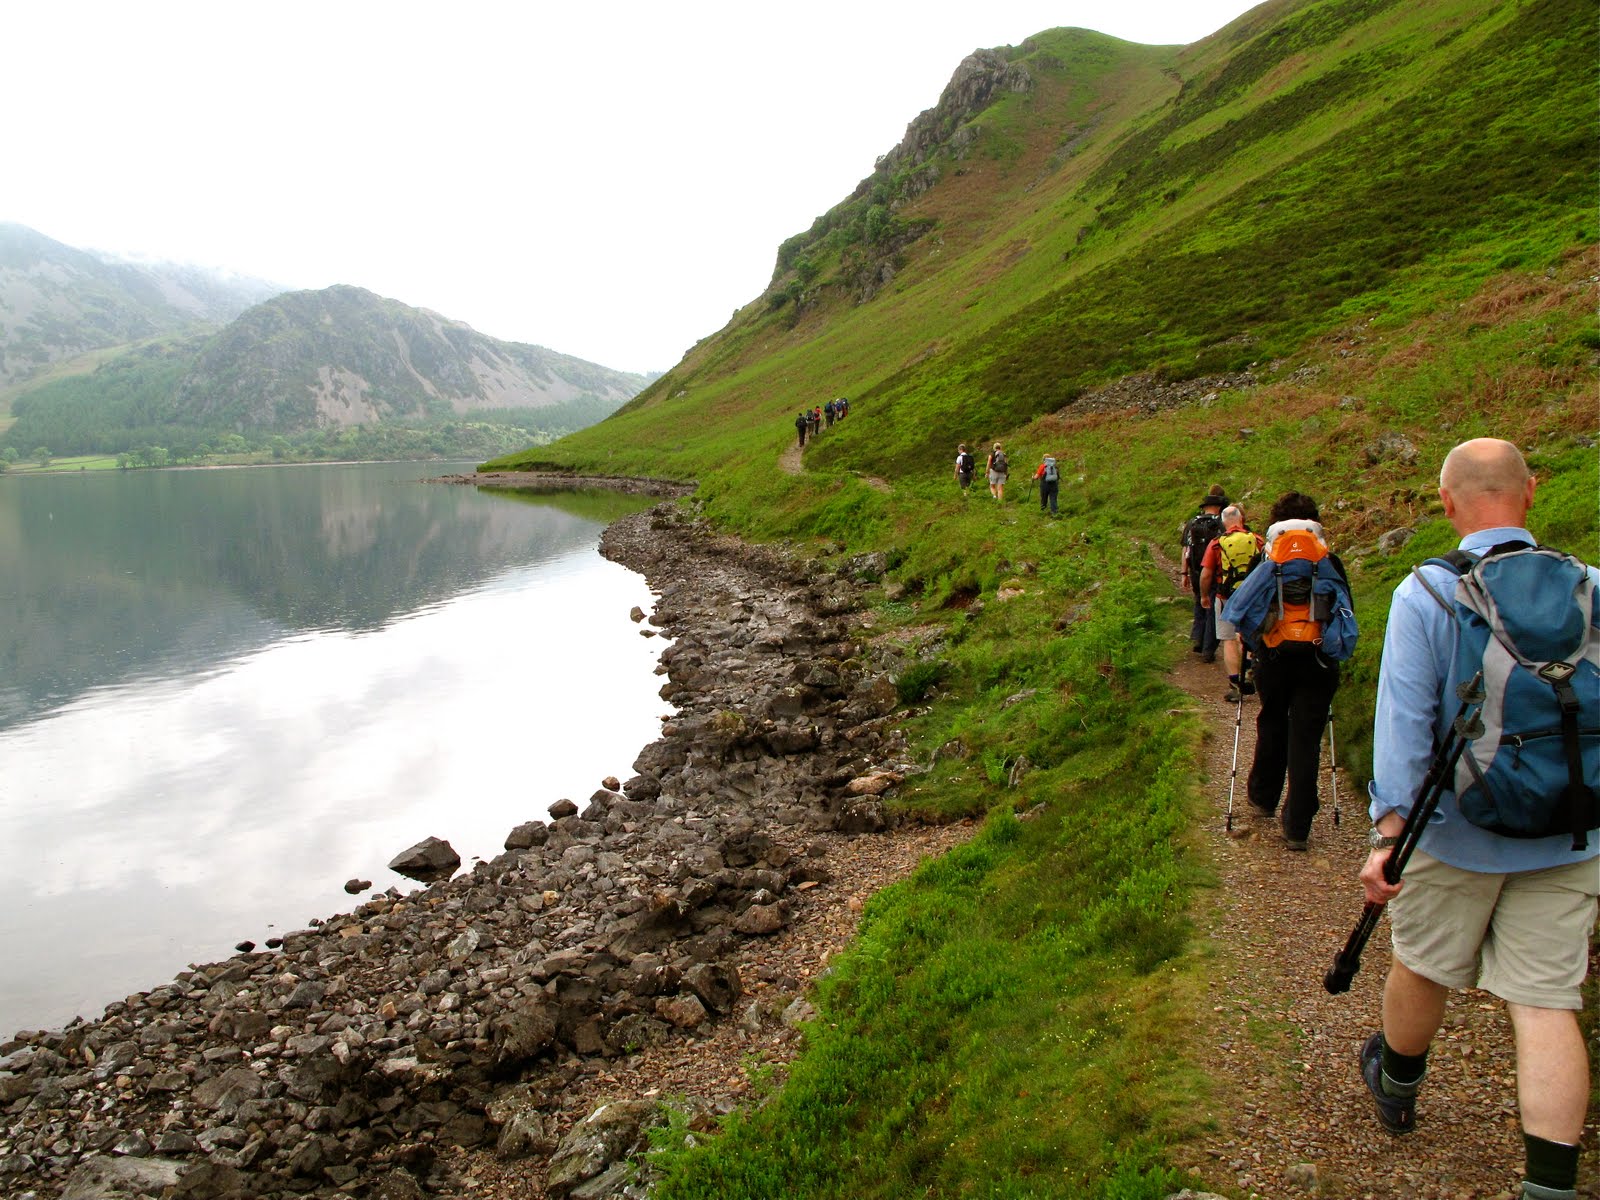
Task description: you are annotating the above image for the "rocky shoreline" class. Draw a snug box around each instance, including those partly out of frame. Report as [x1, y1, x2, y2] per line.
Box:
[0, 501, 956, 1200]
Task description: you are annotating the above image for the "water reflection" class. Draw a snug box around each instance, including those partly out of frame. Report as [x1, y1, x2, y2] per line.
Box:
[0, 465, 670, 1035]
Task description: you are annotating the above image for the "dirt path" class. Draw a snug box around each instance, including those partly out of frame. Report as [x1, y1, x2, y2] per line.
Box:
[1171, 646, 1598, 1199]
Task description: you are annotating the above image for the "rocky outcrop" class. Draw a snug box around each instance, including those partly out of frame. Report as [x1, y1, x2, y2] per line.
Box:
[878, 49, 1035, 177]
[0, 503, 926, 1199]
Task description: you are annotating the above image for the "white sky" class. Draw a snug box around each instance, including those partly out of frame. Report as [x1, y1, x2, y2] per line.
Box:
[5, 1, 1257, 374]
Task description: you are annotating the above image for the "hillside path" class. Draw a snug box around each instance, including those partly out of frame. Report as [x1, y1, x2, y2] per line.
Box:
[1169, 644, 1599, 1199]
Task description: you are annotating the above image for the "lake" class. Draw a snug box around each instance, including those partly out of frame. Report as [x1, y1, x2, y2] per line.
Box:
[0, 462, 669, 1038]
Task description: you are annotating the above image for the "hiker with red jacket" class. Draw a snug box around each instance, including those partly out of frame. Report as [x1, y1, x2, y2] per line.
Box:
[1222, 491, 1356, 850]
[1199, 504, 1264, 701]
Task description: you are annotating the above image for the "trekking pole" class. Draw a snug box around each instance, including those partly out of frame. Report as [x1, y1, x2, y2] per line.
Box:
[1327, 712, 1341, 828]
[1225, 683, 1245, 832]
[1323, 673, 1485, 994]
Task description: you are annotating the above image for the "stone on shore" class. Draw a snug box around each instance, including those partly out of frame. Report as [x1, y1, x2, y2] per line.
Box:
[386, 836, 460, 882]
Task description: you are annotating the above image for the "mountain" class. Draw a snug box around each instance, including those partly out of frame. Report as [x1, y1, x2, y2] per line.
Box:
[175, 285, 648, 432]
[0, 222, 281, 390]
[491, 0, 1594, 481]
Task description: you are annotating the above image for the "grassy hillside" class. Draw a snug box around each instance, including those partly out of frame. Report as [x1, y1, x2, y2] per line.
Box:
[483, 0, 1597, 1194]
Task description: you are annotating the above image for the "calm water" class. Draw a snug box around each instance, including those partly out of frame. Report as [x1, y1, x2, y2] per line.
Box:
[0, 463, 669, 1037]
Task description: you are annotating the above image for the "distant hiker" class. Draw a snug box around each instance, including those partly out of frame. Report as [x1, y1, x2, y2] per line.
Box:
[1221, 491, 1356, 850]
[836, 396, 849, 419]
[1034, 453, 1061, 515]
[1199, 505, 1264, 701]
[824, 399, 836, 428]
[810, 407, 822, 437]
[1181, 486, 1228, 662]
[1355, 438, 1597, 1198]
[795, 411, 808, 448]
[954, 443, 976, 494]
[987, 442, 1009, 502]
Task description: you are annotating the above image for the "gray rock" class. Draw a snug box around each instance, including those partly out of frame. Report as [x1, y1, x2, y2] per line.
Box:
[1377, 526, 1414, 555]
[58, 1154, 183, 1199]
[1363, 431, 1419, 466]
[682, 961, 741, 1014]
[169, 1163, 247, 1199]
[387, 836, 461, 883]
[370, 1169, 427, 1200]
[549, 798, 580, 819]
[505, 820, 550, 850]
[343, 878, 372, 895]
[546, 1100, 660, 1198]
[489, 999, 558, 1071]
[192, 1066, 262, 1112]
[733, 903, 788, 935]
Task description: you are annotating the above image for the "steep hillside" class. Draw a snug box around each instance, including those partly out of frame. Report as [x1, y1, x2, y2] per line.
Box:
[0, 223, 280, 391]
[490, 0, 1594, 483]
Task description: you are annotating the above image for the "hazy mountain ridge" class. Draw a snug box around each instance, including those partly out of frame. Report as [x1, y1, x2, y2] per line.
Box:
[177, 285, 650, 433]
[0, 222, 282, 390]
[0, 233, 654, 459]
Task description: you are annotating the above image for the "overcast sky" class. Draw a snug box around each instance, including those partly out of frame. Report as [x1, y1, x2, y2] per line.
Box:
[6, 1, 1257, 374]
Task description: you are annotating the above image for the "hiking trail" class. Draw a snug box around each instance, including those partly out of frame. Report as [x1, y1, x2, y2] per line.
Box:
[1168, 626, 1598, 1198]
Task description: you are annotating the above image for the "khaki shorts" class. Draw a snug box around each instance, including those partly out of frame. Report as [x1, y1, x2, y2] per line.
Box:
[1213, 611, 1238, 640]
[1389, 852, 1600, 1009]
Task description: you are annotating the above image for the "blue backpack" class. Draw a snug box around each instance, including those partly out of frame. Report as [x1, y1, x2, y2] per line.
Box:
[1414, 542, 1600, 849]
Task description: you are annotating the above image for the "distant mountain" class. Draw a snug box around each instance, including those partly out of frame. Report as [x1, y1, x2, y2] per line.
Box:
[1, 282, 654, 460]
[176, 285, 648, 432]
[0, 223, 282, 389]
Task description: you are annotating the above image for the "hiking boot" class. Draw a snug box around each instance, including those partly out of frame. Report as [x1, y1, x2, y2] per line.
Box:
[1201, 651, 1216, 663]
[1224, 684, 1242, 704]
[1283, 835, 1309, 851]
[1521, 1184, 1578, 1200]
[1360, 1033, 1416, 1134]
[1240, 677, 1256, 696]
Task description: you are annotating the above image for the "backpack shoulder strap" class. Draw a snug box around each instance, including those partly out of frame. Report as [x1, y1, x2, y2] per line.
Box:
[1411, 550, 1475, 614]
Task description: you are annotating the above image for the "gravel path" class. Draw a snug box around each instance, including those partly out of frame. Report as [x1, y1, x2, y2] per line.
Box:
[1170, 647, 1598, 1199]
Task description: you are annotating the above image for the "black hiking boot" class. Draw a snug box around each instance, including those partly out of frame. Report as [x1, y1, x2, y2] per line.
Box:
[1360, 1033, 1417, 1134]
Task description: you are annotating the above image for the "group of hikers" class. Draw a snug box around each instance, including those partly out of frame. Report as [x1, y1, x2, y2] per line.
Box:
[1180, 438, 1598, 1200]
[953, 441, 1064, 514]
[793, 397, 850, 447]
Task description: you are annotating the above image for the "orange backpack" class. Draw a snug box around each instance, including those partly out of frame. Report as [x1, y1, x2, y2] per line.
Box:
[1261, 529, 1332, 648]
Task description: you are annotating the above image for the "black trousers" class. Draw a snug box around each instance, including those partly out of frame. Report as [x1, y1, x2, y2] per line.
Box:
[1247, 644, 1340, 840]
[1039, 478, 1059, 513]
[1189, 584, 1218, 656]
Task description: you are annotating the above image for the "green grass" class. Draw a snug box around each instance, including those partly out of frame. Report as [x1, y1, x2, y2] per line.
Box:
[652, 533, 1209, 1200]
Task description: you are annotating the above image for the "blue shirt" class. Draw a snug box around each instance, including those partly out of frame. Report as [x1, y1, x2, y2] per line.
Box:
[1368, 525, 1600, 872]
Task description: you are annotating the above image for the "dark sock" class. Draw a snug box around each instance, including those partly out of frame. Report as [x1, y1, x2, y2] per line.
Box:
[1524, 1134, 1580, 1191]
[1228, 674, 1240, 685]
[1379, 1036, 1427, 1096]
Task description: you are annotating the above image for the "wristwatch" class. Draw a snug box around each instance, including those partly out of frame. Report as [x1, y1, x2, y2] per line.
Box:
[1368, 828, 1400, 850]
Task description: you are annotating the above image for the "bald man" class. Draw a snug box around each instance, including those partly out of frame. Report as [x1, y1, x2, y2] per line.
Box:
[1358, 438, 1598, 1199]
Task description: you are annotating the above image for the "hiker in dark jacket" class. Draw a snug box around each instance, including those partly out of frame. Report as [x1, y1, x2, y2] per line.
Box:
[1034, 454, 1061, 515]
[1237, 491, 1350, 850]
[794, 412, 808, 448]
[1181, 486, 1228, 662]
